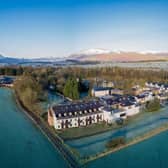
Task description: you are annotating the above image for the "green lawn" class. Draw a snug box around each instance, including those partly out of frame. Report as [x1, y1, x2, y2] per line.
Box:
[57, 122, 124, 140]
[57, 112, 146, 140]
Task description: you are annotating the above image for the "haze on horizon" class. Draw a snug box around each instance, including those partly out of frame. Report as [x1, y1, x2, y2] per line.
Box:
[0, 0, 168, 58]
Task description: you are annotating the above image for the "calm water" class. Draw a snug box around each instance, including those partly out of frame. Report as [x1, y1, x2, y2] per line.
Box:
[0, 88, 66, 168]
[42, 91, 88, 112]
[75, 61, 168, 70]
[87, 131, 168, 168]
[41, 91, 65, 112]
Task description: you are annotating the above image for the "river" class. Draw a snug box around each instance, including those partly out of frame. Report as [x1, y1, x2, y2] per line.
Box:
[87, 130, 168, 168]
[1, 87, 168, 168]
[0, 88, 67, 168]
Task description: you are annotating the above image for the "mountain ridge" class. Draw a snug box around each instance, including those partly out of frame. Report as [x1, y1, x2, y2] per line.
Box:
[1, 49, 168, 64]
[69, 49, 168, 62]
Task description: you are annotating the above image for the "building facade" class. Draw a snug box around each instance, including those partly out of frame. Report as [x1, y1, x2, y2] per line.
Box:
[91, 87, 123, 97]
[48, 101, 104, 129]
[48, 95, 141, 129]
[91, 87, 112, 97]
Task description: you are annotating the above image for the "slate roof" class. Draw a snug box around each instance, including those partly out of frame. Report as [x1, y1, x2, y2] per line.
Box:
[52, 100, 103, 118]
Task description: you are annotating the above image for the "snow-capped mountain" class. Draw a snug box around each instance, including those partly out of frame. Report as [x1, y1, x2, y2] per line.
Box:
[1, 49, 168, 65]
[72, 48, 111, 56]
[69, 49, 168, 62]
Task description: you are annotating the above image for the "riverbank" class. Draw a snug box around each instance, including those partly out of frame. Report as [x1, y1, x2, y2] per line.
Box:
[13, 90, 81, 168]
[82, 123, 168, 165]
[55, 91, 72, 102]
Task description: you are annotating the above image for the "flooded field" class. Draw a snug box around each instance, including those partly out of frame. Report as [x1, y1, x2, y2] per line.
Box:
[67, 106, 168, 157]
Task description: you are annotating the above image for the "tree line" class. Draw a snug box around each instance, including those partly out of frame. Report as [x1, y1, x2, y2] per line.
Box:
[0, 66, 24, 76]
[2, 66, 168, 92]
[1, 65, 168, 116]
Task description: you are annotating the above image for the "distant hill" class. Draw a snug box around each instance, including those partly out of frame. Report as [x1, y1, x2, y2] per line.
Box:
[69, 49, 168, 62]
[1, 49, 168, 65]
[0, 54, 28, 64]
[0, 54, 4, 59]
[0, 54, 66, 65]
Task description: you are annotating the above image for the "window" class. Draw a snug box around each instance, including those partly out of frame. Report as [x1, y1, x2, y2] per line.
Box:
[120, 113, 126, 117]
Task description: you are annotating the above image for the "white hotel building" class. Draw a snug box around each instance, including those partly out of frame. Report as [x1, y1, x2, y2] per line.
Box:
[48, 98, 141, 130]
[48, 101, 104, 129]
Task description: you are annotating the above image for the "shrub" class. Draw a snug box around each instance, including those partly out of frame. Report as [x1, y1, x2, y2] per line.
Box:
[106, 137, 125, 149]
[146, 98, 161, 112]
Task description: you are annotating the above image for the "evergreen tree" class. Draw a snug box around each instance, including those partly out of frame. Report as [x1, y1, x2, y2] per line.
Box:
[63, 77, 80, 100]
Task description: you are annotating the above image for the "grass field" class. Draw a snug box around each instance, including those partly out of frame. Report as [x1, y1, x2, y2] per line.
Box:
[57, 122, 126, 140]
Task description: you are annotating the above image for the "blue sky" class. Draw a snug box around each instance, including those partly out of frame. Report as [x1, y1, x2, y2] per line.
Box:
[0, 0, 168, 58]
